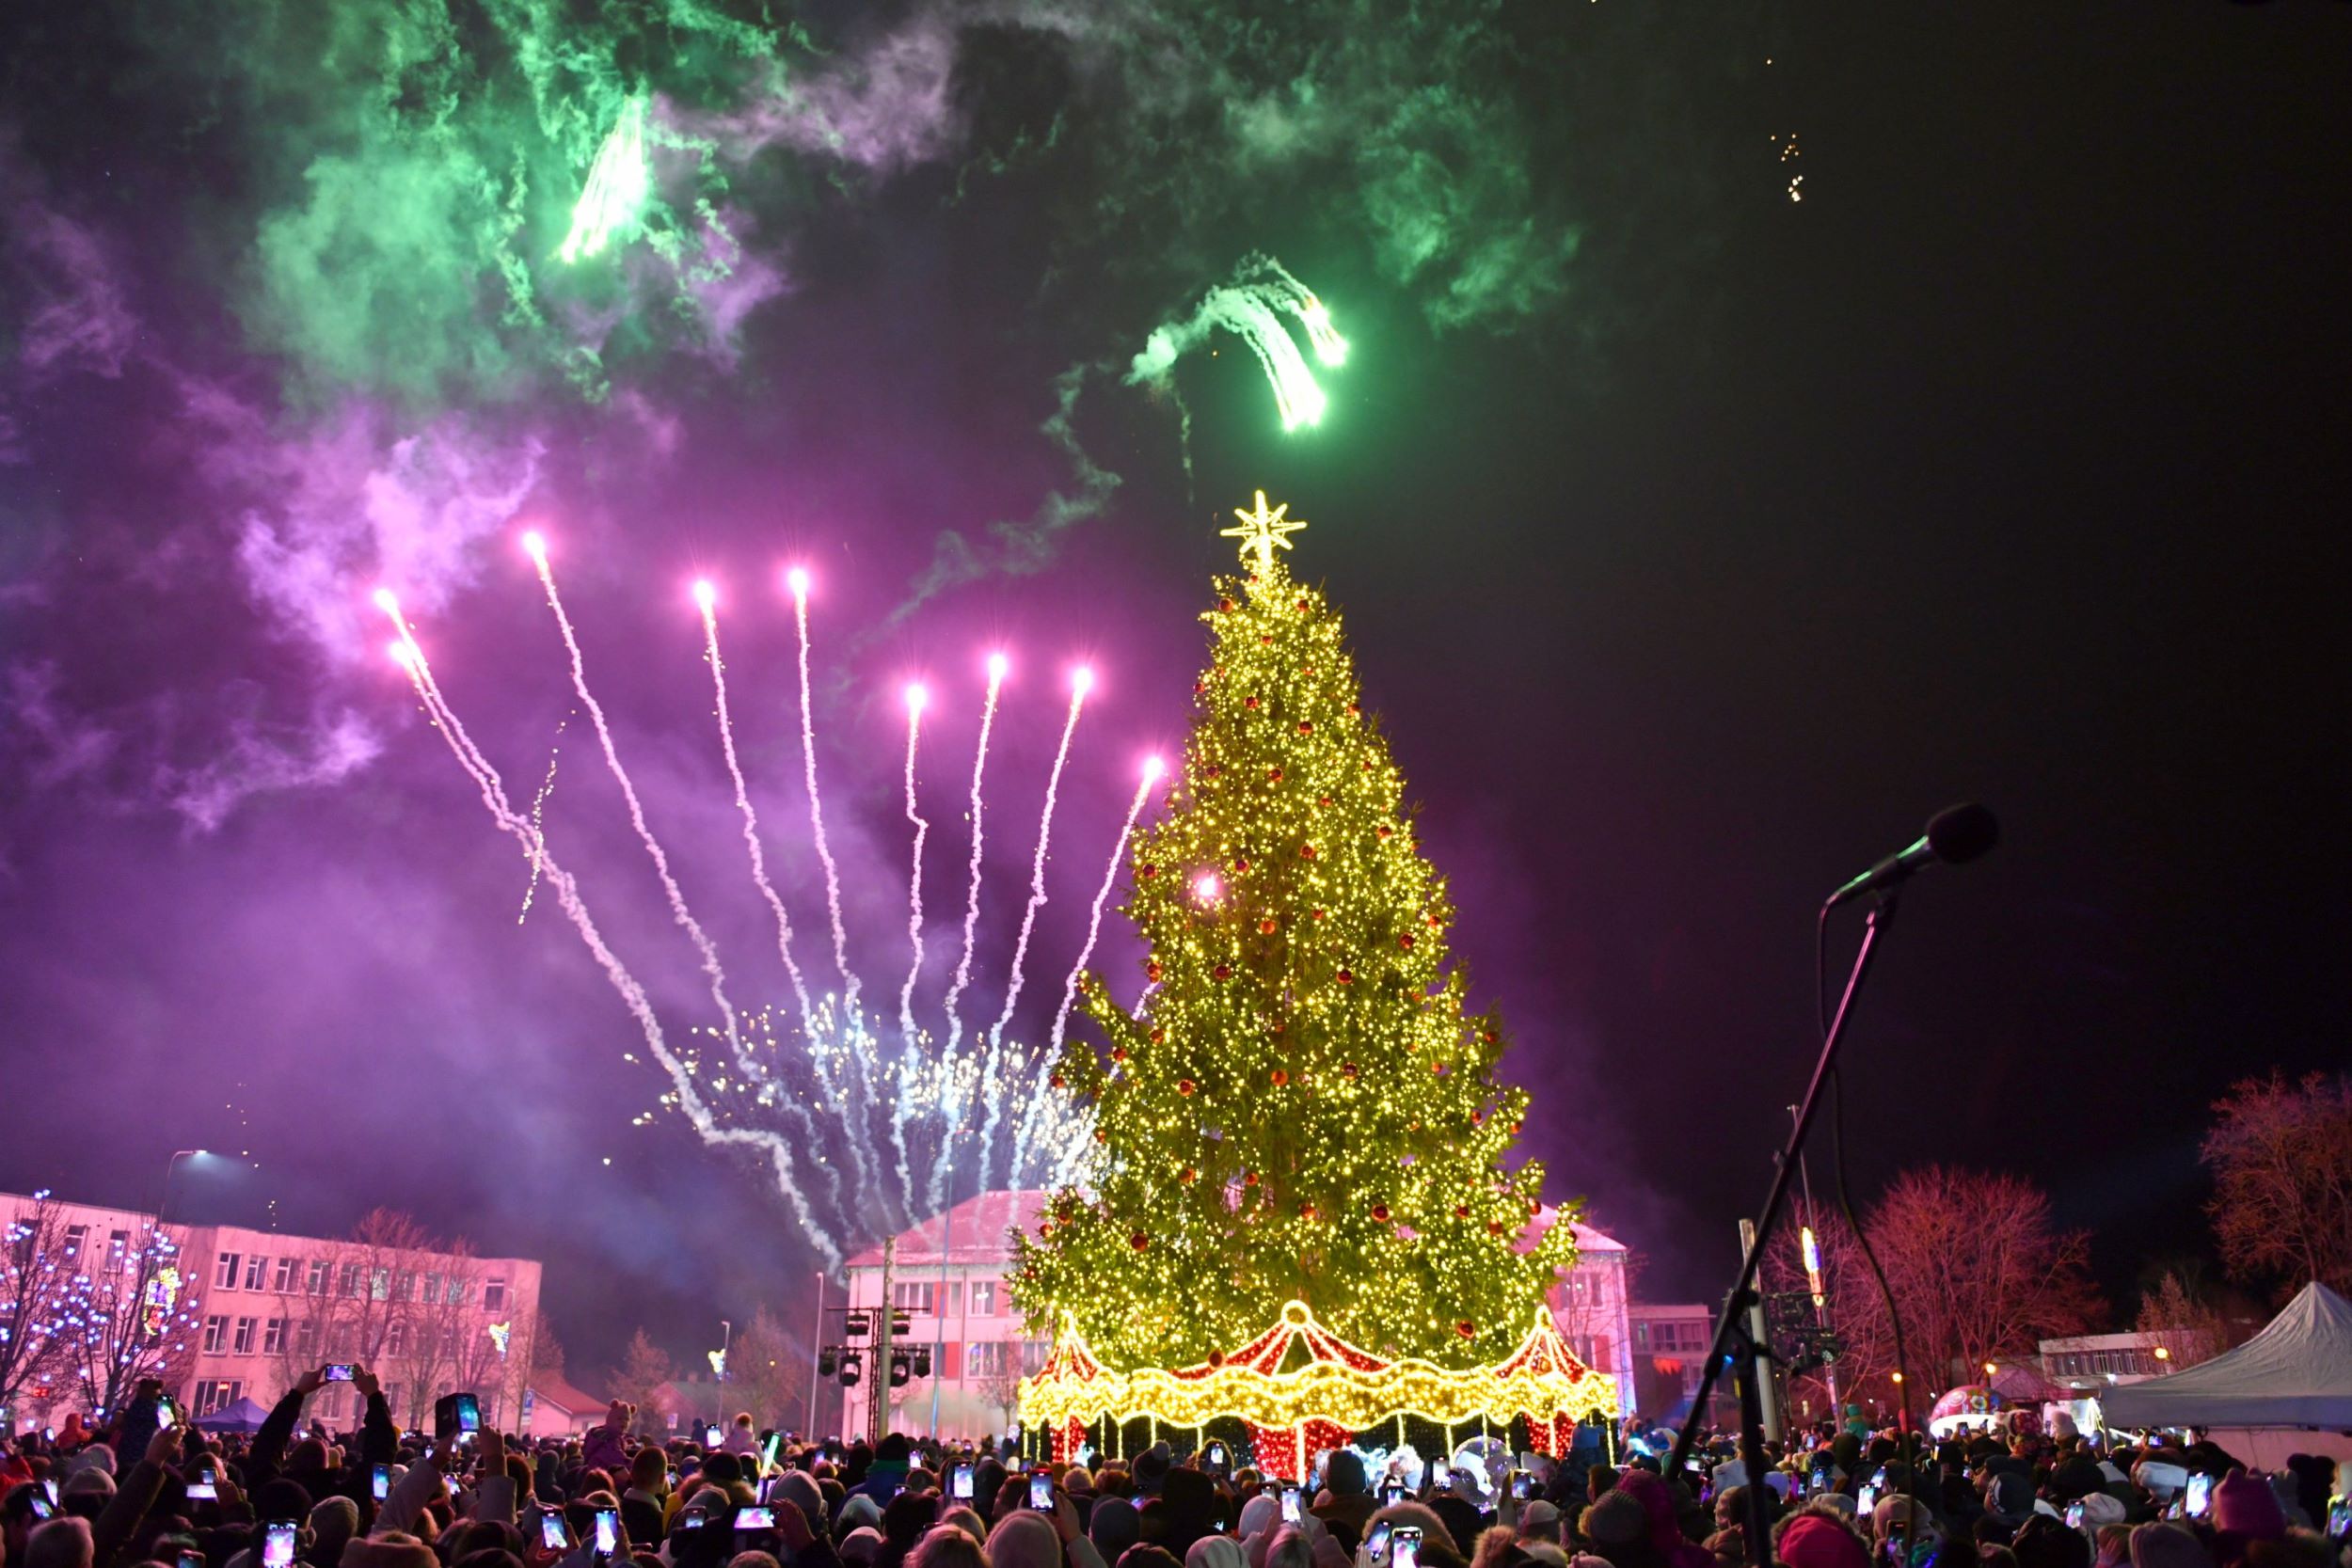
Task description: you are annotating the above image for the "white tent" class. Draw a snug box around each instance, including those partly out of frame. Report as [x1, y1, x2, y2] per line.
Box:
[2104, 1281, 2352, 1468]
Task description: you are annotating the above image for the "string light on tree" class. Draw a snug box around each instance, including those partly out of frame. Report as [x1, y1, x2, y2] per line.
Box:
[1009, 493, 1581, 1373]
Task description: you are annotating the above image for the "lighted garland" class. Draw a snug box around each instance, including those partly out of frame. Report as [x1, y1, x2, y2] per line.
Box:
[1019, 1298, 1619, 1461]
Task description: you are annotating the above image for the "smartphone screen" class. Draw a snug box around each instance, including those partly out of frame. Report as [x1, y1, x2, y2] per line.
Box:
[1029, 1474, 1053, 1510]
[1381, 1483, 1405, 1506]
[736, 1508, 776, 1530]
[43, 1480, 59, 1504]
[540, 1514, 572, 1553]
[156, 1402, 177, 1430]
[1393, 1528, 1422, 1568]
[1858, 1484, 1880, 1514]
[2185, 1475, 2212, 1519]
[263, 1523, 298, 1568]
[1281, 1487, 1301, 1524]
[594, 1508, 620, 1556]
[324, 1365, 356, 1383]
[1206, 1443, 1227, 1469]
[2066, 1503, 2085, 1530]
[953, 1464, 975, 1500]
[706, 1425, 723, 1448]
[1513, 1475, 1532, 1499]
[2327, 1500, 2351, 1538]
[188, 1481, 219, 1500]
[373, 1464, 391, 1501]
[456, 1394, 480, 1434]
[178, 1553, 204, 1568]
[1366, 1523, 1393, 1560]
[26, 1495, 54, 1522]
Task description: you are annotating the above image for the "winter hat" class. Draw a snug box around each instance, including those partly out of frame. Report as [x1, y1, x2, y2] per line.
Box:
[61, 1468, 117, 1499]
[1777, 1516, 1869, 1568]
[340, 1532, 440, 1568]
[1763, 1473, 1795, 1501]
[1579, 1491, 1649, 1547]
[310, 1497, 361, 1547]
[839, 1527, 883, 1565]
[1815, 1495, 1859, 1520]
[1521, 1501, 1563, 1537]
[2076, 1496, 2125, 1528]
[1134, 1445, 1174, 1492]
[2131, 1465, 2188, 1498]
[1091, 1497, 1141, 1559]
[2208, 1470, 2284, 1542]
[1711, 1462, 1749, 1493]
[1985, 1473, 2034, 1526]
[2126, 1526, 2212, 1568]
[771, 1471, 825, 1524]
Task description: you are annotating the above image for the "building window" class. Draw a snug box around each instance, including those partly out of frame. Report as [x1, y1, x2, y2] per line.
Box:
[424, 1273, 442, 1305]
[392, 1271, 414, 1303]
[191, 1379, 243, 1415]
[483, 1277, 507, 1312]
[64, 1225, 87, 1261]
[263, 1318, 285, 1355]
[232, 1317, 258, 1354]
[967, 1341, 1010, 1377]
[969, 1280, 997, 1317]
[203, 1315, 230, 1354]
[339, 1263, 362, 1297]
[890, 1281, 932, 1314]
[215, 1253, 240, 1291]
[369, 1268, 389, 1302]
[295, 1320, 319, 1359]
[243, 1256, 267, 1291]
[274, 1258, 298, 1293]
[107, 1230, 130, 1272]
[1634, 1323, 1649, 1349]
[387, 1320, 406, 1355]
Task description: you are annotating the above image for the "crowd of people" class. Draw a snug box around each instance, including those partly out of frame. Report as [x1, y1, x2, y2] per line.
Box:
[3, 1370, 2344, 1568]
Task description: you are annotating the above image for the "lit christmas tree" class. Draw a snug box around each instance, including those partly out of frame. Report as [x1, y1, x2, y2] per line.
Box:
[1010, 493, 1579, 1370]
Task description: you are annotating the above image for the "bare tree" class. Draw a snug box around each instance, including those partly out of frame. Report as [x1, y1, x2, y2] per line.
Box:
[606, 1330, 673, 1429]
[1861, 1166, 2103, 1388]
[728, 1307, 806, 1432]
[977, 1364, 1024, 1433]
[0, 1193, 80, 1415]
[2202, 1071, 2352, 1298]
[1760, 1207, 1899, 1411]
[2133, 1269, 2234, 1370]
[57, 1220, 202, 1417]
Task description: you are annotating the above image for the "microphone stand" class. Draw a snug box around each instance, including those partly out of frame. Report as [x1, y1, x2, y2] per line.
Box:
[1664, 892, 1900, 1568]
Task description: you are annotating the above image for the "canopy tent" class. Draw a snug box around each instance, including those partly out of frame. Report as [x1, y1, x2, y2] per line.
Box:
[2103, 1282, 2352, 1467]
[193, 1395, 272, 1433]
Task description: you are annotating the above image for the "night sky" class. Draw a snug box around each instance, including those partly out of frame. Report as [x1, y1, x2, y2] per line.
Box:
[4, 2, 2347, 1378]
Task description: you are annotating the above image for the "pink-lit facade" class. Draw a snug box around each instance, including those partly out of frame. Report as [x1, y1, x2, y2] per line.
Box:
[2, 1190, 542, 1435]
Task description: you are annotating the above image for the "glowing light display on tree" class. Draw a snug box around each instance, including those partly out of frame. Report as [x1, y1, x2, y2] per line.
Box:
[1009, 494, 1581, 1373]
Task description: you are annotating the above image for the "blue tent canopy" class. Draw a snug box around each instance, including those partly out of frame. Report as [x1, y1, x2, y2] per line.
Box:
[194, 1395, 272, 1433]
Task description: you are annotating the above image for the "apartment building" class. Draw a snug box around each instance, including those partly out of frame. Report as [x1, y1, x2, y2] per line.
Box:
[2, 1190, 543, 1434]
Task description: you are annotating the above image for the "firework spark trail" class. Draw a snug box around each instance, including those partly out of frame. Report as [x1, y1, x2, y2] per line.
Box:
[697, 585, 817, 1025]
[557, 93, 649, 265]
[1128, 257, 1344, 433]
[525, 537, 763, 1087]
[931, 654, 1006, 1212]
[784, 571, 889, 1217]
[517, 714, 568, 924]
[377, 597, 838, 1265]
[979, 670, 1091, 1189]
[1009, 747, 1152, 1186]
[889, 685, 931, 1217]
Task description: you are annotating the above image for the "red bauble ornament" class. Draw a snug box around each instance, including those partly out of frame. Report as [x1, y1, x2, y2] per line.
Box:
[1147, 961, 1163, 981]
[1470, 1110, 1486, 1126]
[1299, 843, 1317, 860]
[1093, 1128, 1108, 1144]
[1213, 963, 1232, 980]
[1299, 1203, 1319, 1222]
[1131, 1231, 1150, 1251]
[1336, 969, 1354, 985]
[1233, 856, 1250, 873]
[1377, 825, 1393, 839]
[1150, 1028, 1166, 1043]
[1487, 1220, 1505, 1236]
[1270, 1069, 1290, 1086]
[1297, 720, 1313, 735]
[1259, 918, 1277, 935]
[1341, 1062, 1359, 1080]
[1194, 681, 1208, 695]
[1295, 597, 1311, 611]
[1207, 1349, 1225, 1368]
[1483, 1030, 1499, 1044]
[1219, 598, 1234, 612]
[1268, 1019, 1284, 1035]
[1245, 696, 1260, 709]
[1434, 1060, 1450, 1076]
[1454, 1204, 1471, 1218]
[1267, 767, 1283, 783]
[1530, 1197, 1543, 1215]
[1203, 765, 1222, 779]
[1049, 1072, 1068, 1089]
[1179, 1166, 1198, 1184]
[1348, 704, 1361, 717]
[1110, 1046, 1129, 1063]
[1399, 934, 1415, 950]
[1371, 1203, 1391, 1223]
[1177, 1078, 1196, 1097]
[1244, 1170, 1260, 1187]
[1038, 1222, 1053, 1238]
[1318, 795, 1332, 807]
[1140, 863, 1158, 879]
[1311, 909, 1327, 921]
[1456, 1320, 1477, 1339]
[1427, 913, 1442, 927]
[1510, 1119, 1524, 1134]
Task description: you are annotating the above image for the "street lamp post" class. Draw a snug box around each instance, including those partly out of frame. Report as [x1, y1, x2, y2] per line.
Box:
[157, 1149, 212, 1226]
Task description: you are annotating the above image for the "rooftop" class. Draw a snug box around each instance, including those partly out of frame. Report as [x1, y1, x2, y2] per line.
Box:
[845, 1189, 1049, 1269]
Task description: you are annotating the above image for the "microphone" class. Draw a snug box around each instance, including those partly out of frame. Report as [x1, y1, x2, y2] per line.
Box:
[1824, 803, 1999, 910]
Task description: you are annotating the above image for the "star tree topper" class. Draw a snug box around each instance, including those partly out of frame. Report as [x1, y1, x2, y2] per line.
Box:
[1221, 489, 1308, 574]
